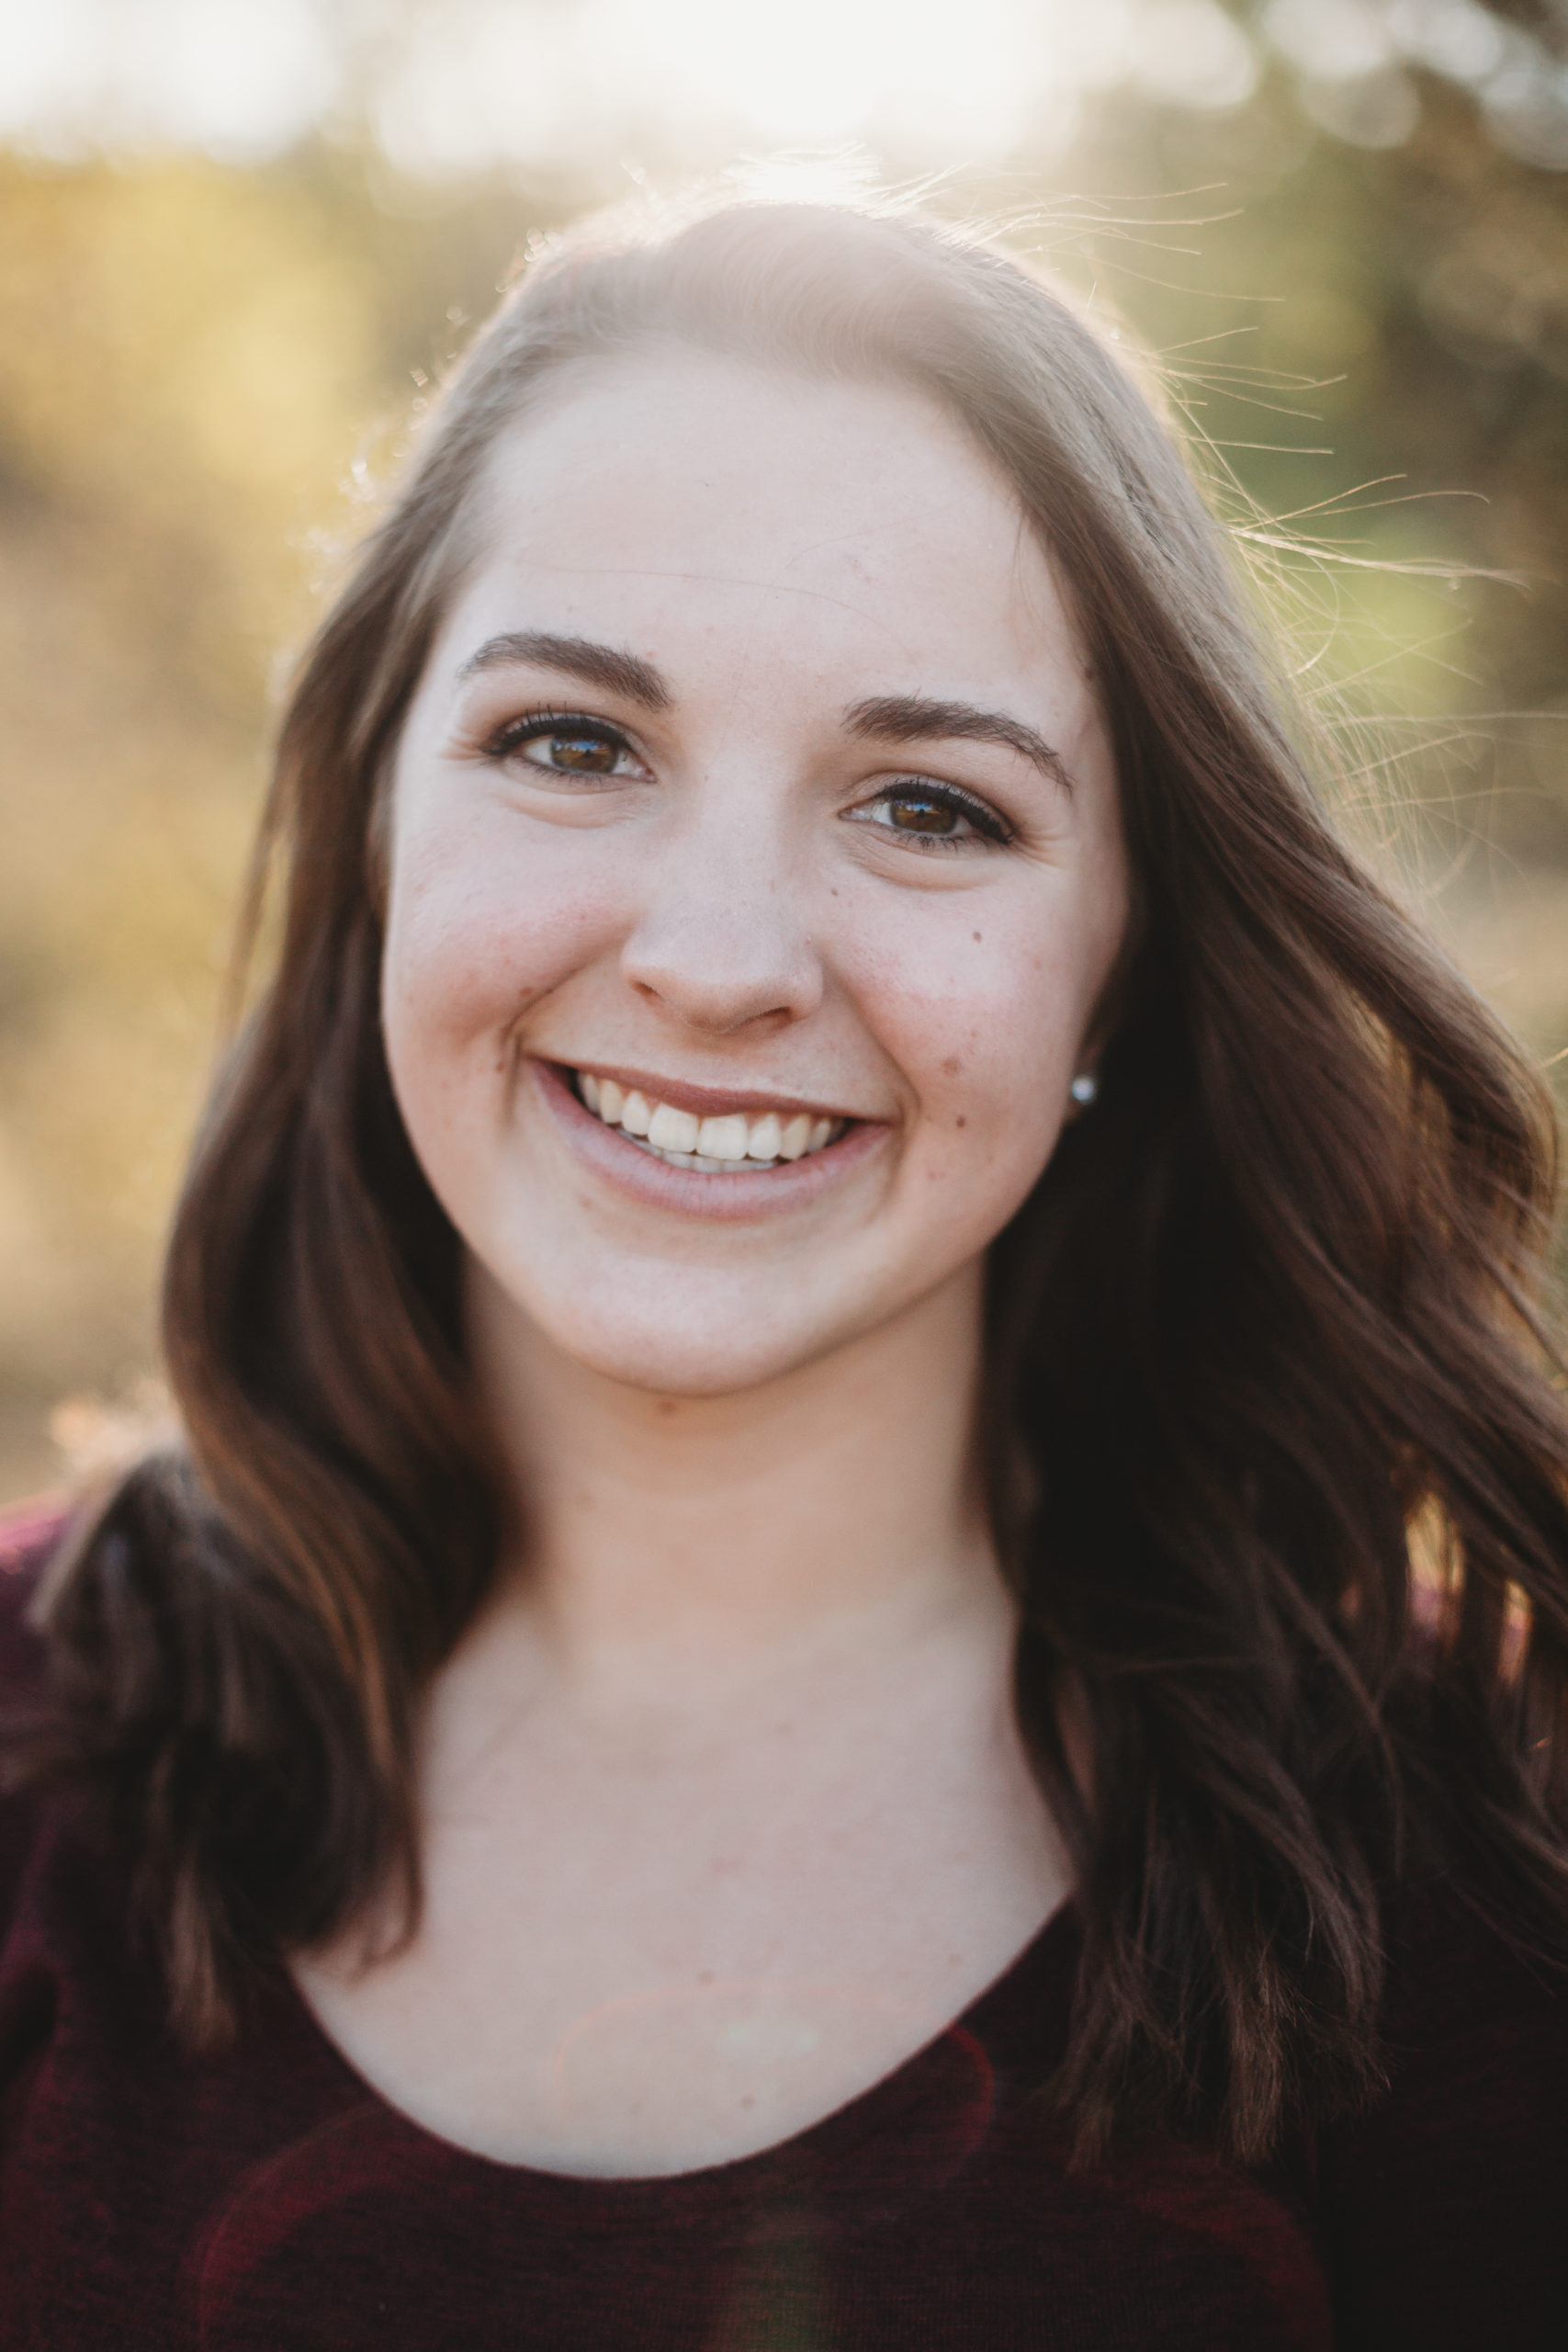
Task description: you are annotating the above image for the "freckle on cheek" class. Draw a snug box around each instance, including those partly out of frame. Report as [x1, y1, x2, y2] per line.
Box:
[942, 1055, 963, 1076]
[955, 1115, 967, 1128]
[972, 931, 983, 944]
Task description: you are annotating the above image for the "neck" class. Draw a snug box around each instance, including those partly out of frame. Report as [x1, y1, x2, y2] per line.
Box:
[465, 1261, 1004, 1706]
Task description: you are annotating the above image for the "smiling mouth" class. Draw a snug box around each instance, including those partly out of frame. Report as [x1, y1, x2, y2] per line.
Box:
[573, 1071, 847, 1173]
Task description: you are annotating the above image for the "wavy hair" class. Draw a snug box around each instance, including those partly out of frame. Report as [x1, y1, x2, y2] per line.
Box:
[23, 187, 1568, 2161]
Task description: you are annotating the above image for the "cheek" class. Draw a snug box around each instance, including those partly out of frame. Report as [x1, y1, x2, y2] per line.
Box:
[380, 809, 613, 1077]
[845, 888, 1103, 1196]
[841, 879, 1123, 1270]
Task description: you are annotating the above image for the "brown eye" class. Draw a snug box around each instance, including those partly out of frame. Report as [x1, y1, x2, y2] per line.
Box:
[845, 778, 1009, 852]
[887, 792, 961, 835]
[532, 729, 622, 774]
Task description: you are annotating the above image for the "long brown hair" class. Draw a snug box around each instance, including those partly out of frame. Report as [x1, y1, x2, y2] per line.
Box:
[24, 187, 1568, 2160]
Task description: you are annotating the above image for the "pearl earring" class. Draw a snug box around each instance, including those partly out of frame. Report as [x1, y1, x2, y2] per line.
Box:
[1069, 1072, 1099, 1106]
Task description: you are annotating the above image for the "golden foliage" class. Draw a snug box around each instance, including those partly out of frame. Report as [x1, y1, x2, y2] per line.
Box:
[0, 124, 1564, 1502]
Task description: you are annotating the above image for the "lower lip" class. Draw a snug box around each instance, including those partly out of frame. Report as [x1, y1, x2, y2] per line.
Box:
[531, 1059, 890, 1221]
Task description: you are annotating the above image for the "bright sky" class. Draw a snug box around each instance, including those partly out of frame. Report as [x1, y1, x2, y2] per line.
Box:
[0, 0, 1545, 175]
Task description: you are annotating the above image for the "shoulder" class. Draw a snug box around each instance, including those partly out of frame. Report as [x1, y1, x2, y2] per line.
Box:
[1319, 1869, 1568, 2350]
[0, 1498, 67, 1572]
[0, 1497, 69, 1701]
[1377, 1866, 1564, 2036]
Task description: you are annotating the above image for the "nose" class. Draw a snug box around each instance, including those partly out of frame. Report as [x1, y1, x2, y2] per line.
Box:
[619, 819, 824, 1036]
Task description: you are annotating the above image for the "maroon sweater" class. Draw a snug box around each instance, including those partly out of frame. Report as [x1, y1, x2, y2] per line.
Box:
[0, 1507, 1564, 2350]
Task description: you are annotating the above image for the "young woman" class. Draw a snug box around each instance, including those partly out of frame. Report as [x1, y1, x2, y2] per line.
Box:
[2, 187, 1566, 2349]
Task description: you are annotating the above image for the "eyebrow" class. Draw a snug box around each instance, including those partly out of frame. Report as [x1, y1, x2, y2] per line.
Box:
[456, 639, 1071, 790]
[844, 695, 1072, 791]
[457, 631, 672, 709]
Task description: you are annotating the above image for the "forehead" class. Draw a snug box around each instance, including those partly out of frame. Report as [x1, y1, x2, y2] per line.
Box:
[434, 350, 1091, 709]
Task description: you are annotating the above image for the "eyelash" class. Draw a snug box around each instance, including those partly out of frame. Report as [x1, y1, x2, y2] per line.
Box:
[866, 780, 1013, 850]
[480, 707, 637, 766]
[479, 707, 1014, 849]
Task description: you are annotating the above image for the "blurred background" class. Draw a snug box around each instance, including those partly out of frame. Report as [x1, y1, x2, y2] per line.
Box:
[2, 0, 1567, 1506]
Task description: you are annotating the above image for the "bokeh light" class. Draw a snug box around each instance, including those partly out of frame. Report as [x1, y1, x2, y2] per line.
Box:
[6, 0, 1568, 172]
[2, 0, 1567, 1499]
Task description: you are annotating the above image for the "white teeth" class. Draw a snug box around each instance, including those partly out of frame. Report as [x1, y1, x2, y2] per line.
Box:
[576, 1073, 843, 1172]
[696, 1113, 750, 1161]
[648, 1102, 700, 1153]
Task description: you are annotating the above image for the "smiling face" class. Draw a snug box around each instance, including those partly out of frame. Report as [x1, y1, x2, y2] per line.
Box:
[382, 349, 1129, 1398]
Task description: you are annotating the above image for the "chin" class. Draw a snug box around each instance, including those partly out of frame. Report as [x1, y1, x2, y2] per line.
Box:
[539, 1302, 832, 1400]
[468, 1246, 963, 1407]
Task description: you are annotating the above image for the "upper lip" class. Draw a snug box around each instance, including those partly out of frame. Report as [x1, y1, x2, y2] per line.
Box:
[547, 1058, 871, 1124]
